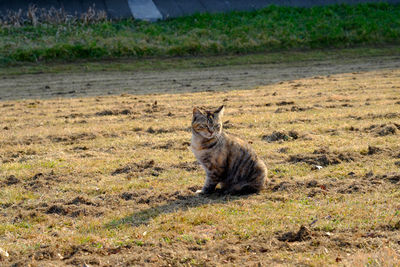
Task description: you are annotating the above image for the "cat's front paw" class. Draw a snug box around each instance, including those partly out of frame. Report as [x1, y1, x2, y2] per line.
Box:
[195, 189, 204, 194]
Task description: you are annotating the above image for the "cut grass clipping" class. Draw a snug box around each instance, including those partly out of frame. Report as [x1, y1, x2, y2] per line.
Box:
[1, 3, 400, 64]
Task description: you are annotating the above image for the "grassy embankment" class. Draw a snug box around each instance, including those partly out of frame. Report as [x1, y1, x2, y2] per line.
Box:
[0, 3, 400, 67]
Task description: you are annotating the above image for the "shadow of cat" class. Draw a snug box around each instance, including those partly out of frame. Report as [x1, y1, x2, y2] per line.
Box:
[105, 189, 251, 228]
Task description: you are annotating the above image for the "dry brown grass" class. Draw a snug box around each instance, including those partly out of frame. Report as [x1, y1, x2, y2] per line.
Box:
[1, 67, 400, 266]
[0, 5, 108, 27]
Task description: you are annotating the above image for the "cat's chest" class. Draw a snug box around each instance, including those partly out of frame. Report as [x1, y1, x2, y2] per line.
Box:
[190, 135, 216, 164]
[190, 137, 206, 161]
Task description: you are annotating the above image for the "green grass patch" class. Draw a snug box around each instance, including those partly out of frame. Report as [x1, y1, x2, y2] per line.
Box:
[1, 3, 400, 65]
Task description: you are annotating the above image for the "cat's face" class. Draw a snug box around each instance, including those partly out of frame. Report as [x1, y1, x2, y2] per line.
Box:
[192, 105, 224, 139]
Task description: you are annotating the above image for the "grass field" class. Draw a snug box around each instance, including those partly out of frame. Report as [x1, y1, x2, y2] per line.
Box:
[1, 63, 400, 265]
[1, 3, 400, 65]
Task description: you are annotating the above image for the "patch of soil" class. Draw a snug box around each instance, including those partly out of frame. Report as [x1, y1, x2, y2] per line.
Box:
[111, 160, 163, 176]
[324, 128, 339, 136]
[146, 127, 172, 134]
[67, 196, 96, 206]
[66, 256, 101, 266]
[1, 150, 37, 163]
[95, 109, 132, 116]
[271, 182, 294, 192]
[274, 107, 289, 113]
[187, 185, 202, 192]
[276, 101, 295, 106]
[59, 112, 88, 119]
[341, 103, 354, 107]
[132, 127, 143, 132]
[153, 140, 189, 151]
[363, 123, 400, 136]
[172, 161, 200, 171]
[223, 120, 235, 129]
[370, 112, 400, 119]
[307, 188, 325, 197]
[269, 180, 328, 197]
[360, 145, 399, 157]
[32, 249, 56, 261]
[69, 207, 103, 218]
[45, 203, 103, 218]
[286, 118, 312, 124]
[274, 105, 313, 113]
[120, 192, 138, 201]
[306, 180, 319, 188]
[12, 211, 39, 223]
[337, 182, 368, 194]
[277, 147, 290, 153]
[46, 205, 68, 215]
[375, 173, 400, 184]
[269, 177, 378, 196]
[345, 126, 360, 131]
[367, 145, 383, 155]
[119, 189, 194, 205]
[17, 135, 43, 146]
[48, 133, 97, 144]
[72, 146, 89, 151]
[61, 245, 94, 261]
[153, 141, 174, 150]
[3, 175, 20, 186]
[24, 171, 61, 190]
[277, 225, 312, 242]
[288, 148, 356, 166]
[290, 106, 313, 112]
[262, 131, 299, 142]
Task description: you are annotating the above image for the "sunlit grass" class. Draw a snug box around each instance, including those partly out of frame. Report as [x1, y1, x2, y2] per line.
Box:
[0, 66, 399, 265]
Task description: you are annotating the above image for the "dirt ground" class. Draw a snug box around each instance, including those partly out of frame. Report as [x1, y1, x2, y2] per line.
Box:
[1, 55, 400, 100]
[1, 55, 400, 266]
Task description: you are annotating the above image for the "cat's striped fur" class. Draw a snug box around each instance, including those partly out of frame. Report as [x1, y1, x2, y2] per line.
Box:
[191, 105, 268, 195]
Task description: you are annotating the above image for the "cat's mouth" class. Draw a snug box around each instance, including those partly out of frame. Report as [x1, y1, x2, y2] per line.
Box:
[201, 131, 213, 138]
[198, 129, 215, 139]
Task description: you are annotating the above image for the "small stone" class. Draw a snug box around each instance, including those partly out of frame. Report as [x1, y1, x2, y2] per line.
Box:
[311, 165, 323, 170]
[0, 247, 9, 259]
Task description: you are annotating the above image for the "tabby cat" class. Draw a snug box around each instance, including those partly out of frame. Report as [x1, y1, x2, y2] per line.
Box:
[191, 105, 268, 195]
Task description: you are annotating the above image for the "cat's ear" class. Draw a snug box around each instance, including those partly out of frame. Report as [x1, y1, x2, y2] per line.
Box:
[193, 107, 204, 117]
[214, 105, 225, 119]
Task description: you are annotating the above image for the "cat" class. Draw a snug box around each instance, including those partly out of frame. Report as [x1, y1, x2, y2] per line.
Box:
[190, 105, 268, 195]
